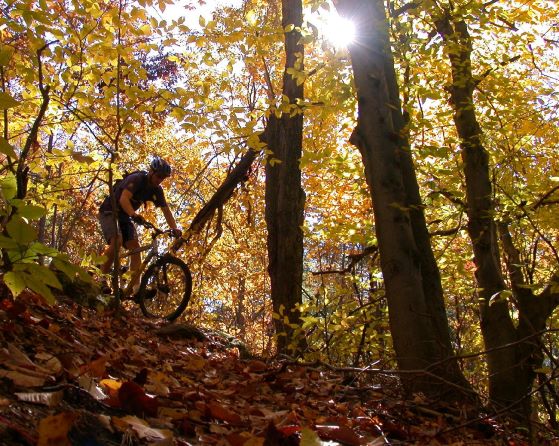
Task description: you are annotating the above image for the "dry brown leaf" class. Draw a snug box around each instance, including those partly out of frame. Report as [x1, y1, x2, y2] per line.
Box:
[315, 424, 366, 446]
[245, 360, 268, 373]
[183, 356, 207, 371]
[208, 402, 244, 425]
[158, 407, 187, 420]
[0, 369, 47, 387]
[112, 415, 173, 445]
[88, 355, 108, 378]
[35, 352, 63, 376]
[37, 412, 77, 446]
[226, 431, 265, 446]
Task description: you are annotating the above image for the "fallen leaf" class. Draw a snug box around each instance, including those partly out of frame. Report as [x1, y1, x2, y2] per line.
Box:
[315, 425, 365, 445]
[158, 407, 187, 420]
[300, 427, 321, 446]
[37, 412, 77, 446]
[133, 367, 149, 385]
[100, 378, 122, 391]
[35, 352, 63, 376]
[0, 298, 27, 318]
[183, 356, 207, 371]
[226, 431, 264, 446]
[245, 360, 267, 373]
[78, 374, 108, 400]
[208, 402, 244, 425]
[112, 415, 173, 444]
[118, 381, 159, 417]
[88, 355, 108, 378]
[0, 369, 47, 387]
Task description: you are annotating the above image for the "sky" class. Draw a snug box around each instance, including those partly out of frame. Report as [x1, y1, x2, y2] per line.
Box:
[151, 0, 243, 29]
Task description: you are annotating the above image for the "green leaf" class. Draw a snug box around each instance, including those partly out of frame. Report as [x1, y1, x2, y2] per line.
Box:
[24, 274, 56, 304]
[489, 289, 512, 305]
[21, 264, 62, 290]
[0, 46, 14, 66]
[4, 271, 26, 296]
[0, 235, 19, 249]
[300, 428, 321, 446]
[6, 216, 37, 244]
[1, 173, 17, 200]
[0, 92, 20, 109]
[28, 242, 58, 257]
[52, 256, 86, 281]
[17, 205, 47, 220]
[0, 138, 16, 158]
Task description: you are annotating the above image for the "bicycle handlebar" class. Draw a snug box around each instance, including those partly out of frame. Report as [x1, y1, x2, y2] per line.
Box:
[138, 220, 181, 239]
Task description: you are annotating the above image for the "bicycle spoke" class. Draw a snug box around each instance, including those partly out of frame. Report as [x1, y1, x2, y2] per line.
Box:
[138, 256, 192, 320]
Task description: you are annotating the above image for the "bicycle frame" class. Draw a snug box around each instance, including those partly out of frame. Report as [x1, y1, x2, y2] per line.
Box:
[120, 225, 181, 298]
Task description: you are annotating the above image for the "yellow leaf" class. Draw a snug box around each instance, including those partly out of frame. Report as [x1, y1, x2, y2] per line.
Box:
[246, 10, 257, 26]
[300, 427, 321, 446]
[0, 92, 19, 109]
[38, 412, 77, 446]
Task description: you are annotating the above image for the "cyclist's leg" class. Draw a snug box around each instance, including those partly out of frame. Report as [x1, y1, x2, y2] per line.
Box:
[122, 220, 141, 293]
[99, 212, 122, 275]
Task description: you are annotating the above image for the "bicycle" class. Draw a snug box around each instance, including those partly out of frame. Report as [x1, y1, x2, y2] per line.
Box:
[118, 220, 192, 321]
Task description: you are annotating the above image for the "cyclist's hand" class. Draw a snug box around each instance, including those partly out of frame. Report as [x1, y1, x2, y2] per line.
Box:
[132, 214, 147, 225]
[170, 228, 182, 238]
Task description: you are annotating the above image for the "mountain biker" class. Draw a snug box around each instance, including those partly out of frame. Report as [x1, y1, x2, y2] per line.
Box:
[98, 156, 182, 294]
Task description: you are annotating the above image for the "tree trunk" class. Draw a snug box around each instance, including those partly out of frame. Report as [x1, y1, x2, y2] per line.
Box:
[264, 0, 306, 355]
[335, 0, 474, 400]
[434, 11, 559, 420]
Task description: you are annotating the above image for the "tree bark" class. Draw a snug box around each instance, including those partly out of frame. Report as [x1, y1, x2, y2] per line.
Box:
[335, 0, 474, 400]
[434, 11, 559, 420]
[264, 0, 306, 355]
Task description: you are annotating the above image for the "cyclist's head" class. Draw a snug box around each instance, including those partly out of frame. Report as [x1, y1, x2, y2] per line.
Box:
[150, 156, 172, 178]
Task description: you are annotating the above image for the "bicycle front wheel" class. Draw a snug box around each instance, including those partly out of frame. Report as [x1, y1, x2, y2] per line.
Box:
[137, 255, 192, 321]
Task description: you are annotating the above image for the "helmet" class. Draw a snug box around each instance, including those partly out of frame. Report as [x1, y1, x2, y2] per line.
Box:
[150, 156, 171, 177]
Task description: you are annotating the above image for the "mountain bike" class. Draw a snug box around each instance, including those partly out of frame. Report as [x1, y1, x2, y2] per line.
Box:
[119, 221, 192, 321]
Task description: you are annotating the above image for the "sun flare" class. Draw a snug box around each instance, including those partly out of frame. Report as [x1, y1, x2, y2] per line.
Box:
[320, 13, 356, 48]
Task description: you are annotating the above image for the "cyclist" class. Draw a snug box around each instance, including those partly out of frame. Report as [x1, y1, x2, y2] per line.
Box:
[98, 156, 182, 294]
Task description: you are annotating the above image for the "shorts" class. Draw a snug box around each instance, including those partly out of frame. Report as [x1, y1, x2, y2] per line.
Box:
[98, 212, 137, 244]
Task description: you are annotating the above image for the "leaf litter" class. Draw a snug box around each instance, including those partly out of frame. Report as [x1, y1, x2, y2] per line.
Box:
[0, 291, 533, 445]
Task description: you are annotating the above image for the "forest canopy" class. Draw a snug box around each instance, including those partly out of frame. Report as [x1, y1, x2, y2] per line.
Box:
[0, 0, 558, 434]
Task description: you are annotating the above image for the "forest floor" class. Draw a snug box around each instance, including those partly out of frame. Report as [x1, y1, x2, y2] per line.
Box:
[0, 290, 542, 446]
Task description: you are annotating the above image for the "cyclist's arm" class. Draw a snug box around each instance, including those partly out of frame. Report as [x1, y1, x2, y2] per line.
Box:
[161, 206, 178, 230]
[119, 189, 138, 218]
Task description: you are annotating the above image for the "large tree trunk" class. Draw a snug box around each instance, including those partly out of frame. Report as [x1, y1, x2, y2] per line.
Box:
[264, 0, 306, 354]
[434, 11, 559, 420]
[335, 0, 474, 400]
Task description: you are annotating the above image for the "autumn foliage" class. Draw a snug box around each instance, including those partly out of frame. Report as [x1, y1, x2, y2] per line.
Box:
[0, 0, 558, 439]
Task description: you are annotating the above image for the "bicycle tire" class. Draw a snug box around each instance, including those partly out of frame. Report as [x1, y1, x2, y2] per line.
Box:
[137, 254, 192, 321]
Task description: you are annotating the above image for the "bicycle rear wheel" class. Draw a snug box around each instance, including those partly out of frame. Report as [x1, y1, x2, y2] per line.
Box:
[137, 254, 192, 321]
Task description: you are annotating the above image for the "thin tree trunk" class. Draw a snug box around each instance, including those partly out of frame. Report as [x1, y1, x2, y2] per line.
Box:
[264, 0, 306, 355]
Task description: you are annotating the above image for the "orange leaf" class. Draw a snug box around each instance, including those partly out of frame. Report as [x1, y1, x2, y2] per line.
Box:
[37, 412, 77, 446]
[208, 402, 243, 425]
[89, 356, 108, 378]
